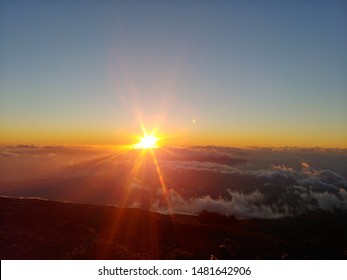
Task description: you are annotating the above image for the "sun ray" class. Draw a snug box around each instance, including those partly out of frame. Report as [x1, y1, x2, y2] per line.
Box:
[95, 122, 178, 258]
[148, 148, 177, 235]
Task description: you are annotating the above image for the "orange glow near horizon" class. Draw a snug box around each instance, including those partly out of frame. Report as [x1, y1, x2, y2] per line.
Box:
[1, 121, 347, 149]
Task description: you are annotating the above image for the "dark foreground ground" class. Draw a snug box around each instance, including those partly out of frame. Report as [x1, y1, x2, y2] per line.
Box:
[1, 196, 346, 259]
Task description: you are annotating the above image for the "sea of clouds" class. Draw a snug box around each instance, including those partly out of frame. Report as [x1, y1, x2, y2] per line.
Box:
[1, 145, 347, 219]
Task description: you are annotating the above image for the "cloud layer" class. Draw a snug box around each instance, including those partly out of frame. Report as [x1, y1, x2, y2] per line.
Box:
[158, 160, 347, 218]
[1, 145, 347, 219]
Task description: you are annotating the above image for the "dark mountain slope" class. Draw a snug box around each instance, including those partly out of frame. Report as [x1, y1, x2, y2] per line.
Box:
[1, 197, 346, 259]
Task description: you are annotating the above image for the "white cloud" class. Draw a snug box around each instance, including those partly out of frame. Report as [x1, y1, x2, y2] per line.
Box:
[2, 146, 347, 219]
[150, 189, 285, 219]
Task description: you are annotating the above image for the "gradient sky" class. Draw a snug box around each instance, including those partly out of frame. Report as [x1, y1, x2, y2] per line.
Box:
[1, 0, 347, 147]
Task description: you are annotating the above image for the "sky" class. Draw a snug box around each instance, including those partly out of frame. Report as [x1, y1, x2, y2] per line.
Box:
[1, 0, 347, 147]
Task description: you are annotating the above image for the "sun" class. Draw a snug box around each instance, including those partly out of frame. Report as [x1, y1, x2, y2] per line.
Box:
[133, 132, 159, 150]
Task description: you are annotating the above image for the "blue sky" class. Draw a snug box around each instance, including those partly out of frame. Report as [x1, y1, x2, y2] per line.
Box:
[1, 0, 347, 147]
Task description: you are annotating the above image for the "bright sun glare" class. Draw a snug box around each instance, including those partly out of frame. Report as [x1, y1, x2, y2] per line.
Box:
[133, 132, 159, 150]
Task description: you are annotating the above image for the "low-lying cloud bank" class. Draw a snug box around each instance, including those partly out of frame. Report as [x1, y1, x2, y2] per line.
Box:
[1, 145, 347, 219]
[150, 187, 347, 219]
[153, 160, 347, 218]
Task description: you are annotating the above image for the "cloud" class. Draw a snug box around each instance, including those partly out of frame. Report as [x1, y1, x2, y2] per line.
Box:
[156, 158, 347, 218]
[164, 159, 347, 192]
[1, 145, 107, 156]
[128, 178, 150, 191]
[312, 191, 346, 211]
[149, 183, 347, 219]
[0, 150, 18, 157]
[1, 145, 347, 219]
[301, 162, 310, 169]
[150, 189, 285, 219]
[155, 147, 247, 166]
[163, 160, 241, 174]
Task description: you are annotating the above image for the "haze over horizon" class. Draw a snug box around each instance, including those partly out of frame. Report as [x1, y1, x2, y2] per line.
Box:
[1, 0, 347, 148]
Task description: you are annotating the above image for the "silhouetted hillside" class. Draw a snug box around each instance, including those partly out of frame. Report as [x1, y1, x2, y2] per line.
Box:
[1, 197, 346, 259]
